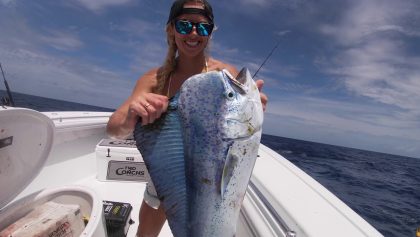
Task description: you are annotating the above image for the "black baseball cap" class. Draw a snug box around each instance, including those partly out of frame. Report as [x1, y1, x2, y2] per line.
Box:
[167, 0, 214, 24]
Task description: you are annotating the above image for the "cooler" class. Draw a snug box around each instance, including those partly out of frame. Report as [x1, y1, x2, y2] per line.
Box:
[96, 138, 149, 182]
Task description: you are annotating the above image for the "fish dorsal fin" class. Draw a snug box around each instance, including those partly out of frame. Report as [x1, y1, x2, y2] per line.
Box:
[236, 67, 248, 84]
[221, 146, 239, 197]
[222, 69, 246, 94]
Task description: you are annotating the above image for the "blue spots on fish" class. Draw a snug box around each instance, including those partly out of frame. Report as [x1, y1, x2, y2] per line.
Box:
[134, 68, 263, 237]
[178, 69, 263, 236]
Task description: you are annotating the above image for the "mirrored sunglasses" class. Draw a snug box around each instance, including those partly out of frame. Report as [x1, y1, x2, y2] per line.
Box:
[174, 20, 214, 36]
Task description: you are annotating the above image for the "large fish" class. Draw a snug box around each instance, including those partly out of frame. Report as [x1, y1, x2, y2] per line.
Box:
[133, 92, 188, 237]
[179, 68, 264, 236]
[134, 68, 263, 237]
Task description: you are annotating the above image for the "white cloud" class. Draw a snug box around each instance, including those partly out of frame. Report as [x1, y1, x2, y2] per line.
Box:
[129, 41, 167, 75]
[319, 0, 418, 46]
[102, 19, 167, 75]
[375, 25, 420, 37]
[263, 96, 420, 157]
[0, 3, 170, 108]
[238, 0, 274, 8]
[0, 46, 132, 108]
[0, 6, 133, 108]
[110, 18, 163, 39]
[210, 40, 301, 84]
[0, 0, 14, 5]
[277, 30, 291, 36]
[74, 0, 134, 13]
[225, 0, 305, 9]
[213, 0, 306, 16]
[318, 0, 420, 120]
[267, 96, 418, 138]
[2, 0, 418, 158]
[264, 112, 420, 158]
[39, 30, 84, 51]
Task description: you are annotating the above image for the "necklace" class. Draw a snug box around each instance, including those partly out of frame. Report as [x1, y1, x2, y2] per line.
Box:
[204, 59, 209, 73]
[166, 59, 208, 97]
[166, 74, 172, 97]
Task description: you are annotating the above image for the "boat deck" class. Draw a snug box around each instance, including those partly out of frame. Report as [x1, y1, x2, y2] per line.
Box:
[76, 174, 173, 236]
[2, 109, 384, 237]
[13, 146, 173, 236]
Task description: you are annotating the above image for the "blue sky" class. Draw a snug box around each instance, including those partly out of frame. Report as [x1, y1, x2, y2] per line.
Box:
[1, 0, 419, 158]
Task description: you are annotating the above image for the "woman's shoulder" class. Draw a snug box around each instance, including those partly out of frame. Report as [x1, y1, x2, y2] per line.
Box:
[132, 67, 163, 93]
[138, 67, 160, 81]
[208, 58, 239, 77]
[135, 67, 161, 85]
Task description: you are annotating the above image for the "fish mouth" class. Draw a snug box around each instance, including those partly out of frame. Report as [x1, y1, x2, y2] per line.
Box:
[224, 117, 260, 139]
[223, 97, 263, 140]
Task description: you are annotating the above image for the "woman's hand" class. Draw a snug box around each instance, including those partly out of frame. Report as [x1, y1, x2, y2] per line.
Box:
[127, 93, 169, 126]
[255, 79, 268, 111]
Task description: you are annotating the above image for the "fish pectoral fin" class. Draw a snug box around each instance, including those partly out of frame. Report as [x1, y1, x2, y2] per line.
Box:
[221, 146, 239, 197]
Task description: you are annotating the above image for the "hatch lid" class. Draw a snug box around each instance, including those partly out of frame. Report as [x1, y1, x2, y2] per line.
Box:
[0, 107, 55, 209]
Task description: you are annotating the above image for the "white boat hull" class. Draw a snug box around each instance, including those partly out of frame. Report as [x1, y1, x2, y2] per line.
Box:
[0, 108, 383, 237]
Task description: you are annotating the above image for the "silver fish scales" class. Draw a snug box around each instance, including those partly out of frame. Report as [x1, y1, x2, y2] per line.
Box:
[134, 68, 263, 237]
[179, 68, 263, 237]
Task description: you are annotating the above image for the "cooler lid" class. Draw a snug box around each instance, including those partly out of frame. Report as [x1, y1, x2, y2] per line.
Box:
[0, 107, 55, 209]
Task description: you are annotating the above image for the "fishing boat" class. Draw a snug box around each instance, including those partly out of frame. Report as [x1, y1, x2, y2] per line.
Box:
[0, 107, 383, 236]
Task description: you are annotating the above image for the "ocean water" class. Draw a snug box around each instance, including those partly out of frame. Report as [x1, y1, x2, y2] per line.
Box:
[0, 90, 114, 112]
[261, 134, 420, 237]
[2, 90, 419, 237]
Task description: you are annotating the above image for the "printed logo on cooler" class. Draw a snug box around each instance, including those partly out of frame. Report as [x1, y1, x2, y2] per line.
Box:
[116, 166, 145, 176]
[107, 161, 148, 181]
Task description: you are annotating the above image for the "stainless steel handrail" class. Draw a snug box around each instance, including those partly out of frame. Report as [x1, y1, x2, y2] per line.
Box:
[248, 181, 297, 237]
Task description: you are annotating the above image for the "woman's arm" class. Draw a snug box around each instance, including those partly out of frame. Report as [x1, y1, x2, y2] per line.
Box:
[106, 68, 169, 139]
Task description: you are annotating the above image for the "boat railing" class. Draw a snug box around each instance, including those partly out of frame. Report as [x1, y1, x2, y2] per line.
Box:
[246, 181, 297, 237]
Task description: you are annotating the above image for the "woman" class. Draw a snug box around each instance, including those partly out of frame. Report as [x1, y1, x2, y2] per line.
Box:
[107, 0, 268, 236]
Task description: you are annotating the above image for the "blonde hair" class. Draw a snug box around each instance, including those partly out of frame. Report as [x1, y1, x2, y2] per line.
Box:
[155, 0, 210, 95]
[155, 24, 178, 94]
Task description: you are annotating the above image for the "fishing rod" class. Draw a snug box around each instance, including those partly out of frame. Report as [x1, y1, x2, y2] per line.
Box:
[252, 39, 281, 79]
[0, 62, 15, 107]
